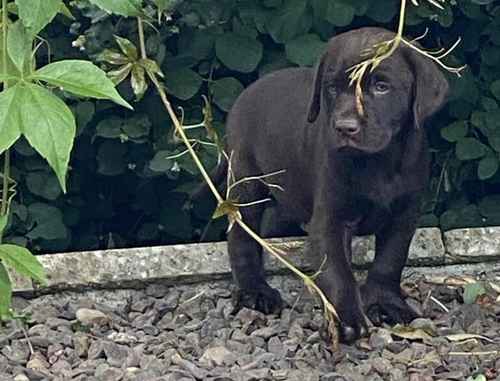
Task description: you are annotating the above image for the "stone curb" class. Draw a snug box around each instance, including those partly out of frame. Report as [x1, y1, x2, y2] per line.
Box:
[10, 227, 500, 293]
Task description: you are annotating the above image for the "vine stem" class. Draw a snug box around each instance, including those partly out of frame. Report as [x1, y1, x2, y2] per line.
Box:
[135, 17, 340, 324]
[1, 0, 10, 241]
[137, 17, 223, 204]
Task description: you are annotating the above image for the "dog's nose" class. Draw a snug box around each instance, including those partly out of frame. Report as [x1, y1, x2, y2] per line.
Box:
[335, 119, 360, 136]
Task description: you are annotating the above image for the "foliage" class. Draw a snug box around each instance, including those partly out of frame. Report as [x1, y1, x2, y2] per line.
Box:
[1, 0, 500, 257]
[0, 0, 130, 320]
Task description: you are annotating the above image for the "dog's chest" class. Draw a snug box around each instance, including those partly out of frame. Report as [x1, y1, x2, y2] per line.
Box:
[347, 173, 406, 231]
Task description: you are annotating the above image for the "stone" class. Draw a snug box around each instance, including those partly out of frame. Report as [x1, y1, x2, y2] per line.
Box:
[1, 341, 30, 364]
[267, 336, 284, 355]
[369, 328, 394, 350]
[200, 346, 237, 367]
[76, 308, 110, 326]
[444, 227, 500, 260]
[102, 342, 130, 368]
[250, 326, 280, 339]
[26, 352, 50, 373]
[73, 333, 90, 357]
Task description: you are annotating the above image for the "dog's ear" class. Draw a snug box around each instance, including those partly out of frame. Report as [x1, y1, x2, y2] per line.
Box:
[307, 54, 327, 123]
[406, 49, 449, 129]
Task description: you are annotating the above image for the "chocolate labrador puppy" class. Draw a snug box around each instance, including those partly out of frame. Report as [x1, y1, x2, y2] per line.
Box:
[221, 27, 448, 343]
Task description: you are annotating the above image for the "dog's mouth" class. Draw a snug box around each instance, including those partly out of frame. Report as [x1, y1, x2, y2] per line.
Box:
[335, 136, 386, 156]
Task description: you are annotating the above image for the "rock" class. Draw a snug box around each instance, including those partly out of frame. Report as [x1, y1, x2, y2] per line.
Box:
[369, 328, 393, 350]
[26, 352, 50, 373]
[250, 326, 280, 339]
[73, 333, 90, 357]
[1, 341, 30, 364]
[13, 374, 29, 381]
[267, 336, 284, 355]
[102, 342, 130, 368]
[409, 318, 437, 333]
[87, 340, 106, 360]
[372, 357, 392, 375]
[76, 308, 110, 326]
[200, 346, 237, 367]
[444, 227, 500, 260]
[44, 317, 72, 330]
[145, 284, 169, 298]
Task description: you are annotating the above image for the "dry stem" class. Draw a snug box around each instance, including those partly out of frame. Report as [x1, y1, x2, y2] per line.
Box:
[348, 0, 465, 114]
[135, 17, 340, 339]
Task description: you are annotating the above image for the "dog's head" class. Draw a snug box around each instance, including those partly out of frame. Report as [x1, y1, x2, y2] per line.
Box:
[307, 27, 449, 155]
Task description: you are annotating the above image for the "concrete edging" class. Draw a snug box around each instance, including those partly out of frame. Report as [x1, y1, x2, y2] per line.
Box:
[10, 227, 500, 293]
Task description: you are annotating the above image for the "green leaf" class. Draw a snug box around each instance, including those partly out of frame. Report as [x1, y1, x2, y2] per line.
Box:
[27, 202, 67, 241]
[266, 0, 312, 43]
[122, 115, 150, 138]
[26, 172, 62, 200]
[15, 0, 62, 35]
[215, 33, 263, 73]
[130, 64, 148, 101]
[285, 34, 326, 67]
[96, 140, 127, 176]
[7, 21, 32, 73]
[455, 138, 487, 161]
[149, 150, 173, 172]
[165, 68, 202, 100]
[0, 86, 22, 154]
[17, 83, 76, 192]
[212, 77, 244, 112]
[478, 154, 499, 180]
[481, 97, 498, 111]
[367, 0, 398, 23]
[154, 0, 175, 13]
[114, 35, 138, 60]
[441, 121, 468, 142]
[0, 262, 12, 320]
[463, 282, 486, 304]
[108, 64, 133, 85]
[88, 0, 142, 17]
[32, 60, 133, 109]
[0, 244, 46, 283]
[325, 1, 355, 27]
[491, 80, 500, 101]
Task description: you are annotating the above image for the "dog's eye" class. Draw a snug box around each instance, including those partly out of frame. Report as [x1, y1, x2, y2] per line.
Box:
[373, 81, 390, 94]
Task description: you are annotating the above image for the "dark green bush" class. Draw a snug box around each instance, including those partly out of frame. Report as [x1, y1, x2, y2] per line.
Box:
[4, 0, 500, 253]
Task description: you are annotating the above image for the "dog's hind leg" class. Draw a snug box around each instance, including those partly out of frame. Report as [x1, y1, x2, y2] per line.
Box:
[227, 167, 283, 315]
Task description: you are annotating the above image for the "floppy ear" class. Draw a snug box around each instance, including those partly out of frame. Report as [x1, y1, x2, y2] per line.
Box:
[307, 54, 327, 123]
[406, 49, 449, 129]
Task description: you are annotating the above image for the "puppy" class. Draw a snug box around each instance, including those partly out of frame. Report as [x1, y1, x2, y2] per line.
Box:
[222, 27, 448, 343]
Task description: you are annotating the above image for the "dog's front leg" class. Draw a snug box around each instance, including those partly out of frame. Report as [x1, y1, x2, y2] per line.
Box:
[361, 198, 421, 326]
[308, 217, 367, 343]
[228, 206, 283, 315]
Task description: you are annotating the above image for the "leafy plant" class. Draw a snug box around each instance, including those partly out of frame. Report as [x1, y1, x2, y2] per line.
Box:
[0, 0, 130, 320]
[0, 0, 497, 259]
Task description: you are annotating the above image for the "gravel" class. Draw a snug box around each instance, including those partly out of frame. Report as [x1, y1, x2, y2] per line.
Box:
[1, 273, 499, 381]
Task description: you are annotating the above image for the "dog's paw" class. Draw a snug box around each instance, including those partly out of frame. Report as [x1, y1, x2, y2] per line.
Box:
[231, 285, 283, 315]
[336, 304, 368, 344]
[360, 281, 420, 326]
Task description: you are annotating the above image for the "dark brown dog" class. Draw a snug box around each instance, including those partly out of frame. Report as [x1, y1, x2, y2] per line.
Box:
[222, 27, 448, 343]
